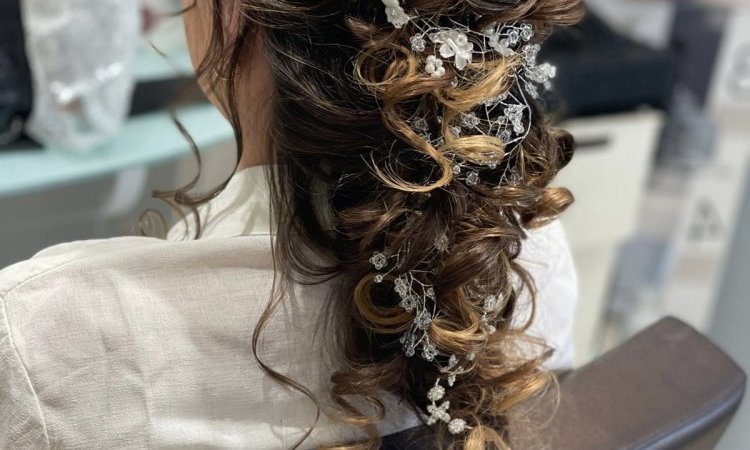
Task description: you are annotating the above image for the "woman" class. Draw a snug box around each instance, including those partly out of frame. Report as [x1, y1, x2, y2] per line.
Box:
[0, 0, 583, 448]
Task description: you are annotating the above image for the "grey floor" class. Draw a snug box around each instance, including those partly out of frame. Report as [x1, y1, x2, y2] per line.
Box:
[710, 158, 750, 449]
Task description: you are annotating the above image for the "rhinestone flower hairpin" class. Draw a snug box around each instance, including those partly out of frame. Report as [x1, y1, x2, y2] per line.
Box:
[371, 0, 558, 435]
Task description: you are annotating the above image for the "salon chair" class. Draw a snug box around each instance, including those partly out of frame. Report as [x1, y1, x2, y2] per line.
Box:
[382, 317, 747, 449]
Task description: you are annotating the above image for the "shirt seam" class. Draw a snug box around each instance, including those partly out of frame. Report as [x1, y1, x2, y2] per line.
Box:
[0, 295, 52, 448]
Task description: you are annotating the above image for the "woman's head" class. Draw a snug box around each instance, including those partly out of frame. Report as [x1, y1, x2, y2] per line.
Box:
[174, 1, 584, 448]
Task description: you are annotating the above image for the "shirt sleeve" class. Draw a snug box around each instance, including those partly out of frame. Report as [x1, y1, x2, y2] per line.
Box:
[0, 300, 49, 449]
[516, 219, 579, 371]
[0, 236, 169, 450]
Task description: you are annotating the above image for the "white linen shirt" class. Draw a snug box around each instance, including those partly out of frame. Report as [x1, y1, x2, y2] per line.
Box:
[0, 165, 577, 449]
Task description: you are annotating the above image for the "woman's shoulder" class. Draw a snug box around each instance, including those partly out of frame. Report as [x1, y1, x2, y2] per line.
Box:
[0, 233, 277, 380]
[0, 234, 306, 449]
[0, 237, 161, 299]
[519, 219, 574, 280]
[0, 235, 274, 305]
[517, 219, 578, 370]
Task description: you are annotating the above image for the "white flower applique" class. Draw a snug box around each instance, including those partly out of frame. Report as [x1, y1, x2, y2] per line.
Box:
[381, 0, 412, 29]
[410, 35, 426, 52]
[520, 23, 534, 42]
[528, 62, 557, 89]
[484, 27, 515, 57]
[490, 36, 515, 57]
[430, 29, 474, 70]
[425, 55, 445, 77]
[522, 43, 541, 66]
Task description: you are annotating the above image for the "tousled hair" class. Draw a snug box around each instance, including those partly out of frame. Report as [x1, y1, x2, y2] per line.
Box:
[155, 1, 584, 448]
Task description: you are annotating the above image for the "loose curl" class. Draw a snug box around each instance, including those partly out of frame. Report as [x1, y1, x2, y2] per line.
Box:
[156, 1, 584, 449]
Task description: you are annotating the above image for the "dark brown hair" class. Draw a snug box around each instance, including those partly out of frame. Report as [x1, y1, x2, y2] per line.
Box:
[159, 1, 584, 448]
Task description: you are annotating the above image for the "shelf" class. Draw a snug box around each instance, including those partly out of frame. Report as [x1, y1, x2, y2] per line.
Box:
[0, 104, 233, 198]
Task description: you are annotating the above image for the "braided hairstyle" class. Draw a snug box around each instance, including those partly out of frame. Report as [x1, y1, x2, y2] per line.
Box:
[163, 1, 584, 448]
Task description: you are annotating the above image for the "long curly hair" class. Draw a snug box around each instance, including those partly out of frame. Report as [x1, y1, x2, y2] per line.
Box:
[158, 1, 584, 448]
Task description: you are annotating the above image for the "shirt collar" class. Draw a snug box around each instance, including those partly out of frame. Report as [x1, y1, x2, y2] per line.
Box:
[167, 164, 273, 240]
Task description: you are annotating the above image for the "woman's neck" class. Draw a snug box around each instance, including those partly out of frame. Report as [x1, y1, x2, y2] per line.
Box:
[236, 110, 271, 171]
[237, 143, 269, 171]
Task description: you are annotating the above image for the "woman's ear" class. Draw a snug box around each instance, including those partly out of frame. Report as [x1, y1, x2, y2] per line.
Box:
[181, 0, 213, 72]
[221, 1, 244, 45]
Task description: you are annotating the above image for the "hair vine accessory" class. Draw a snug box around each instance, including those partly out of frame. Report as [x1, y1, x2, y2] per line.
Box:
[374, 0, 557, 435]
[381, 0, 412, 28]
[370, 241, 508, 434]
[379, 0, 557, 188]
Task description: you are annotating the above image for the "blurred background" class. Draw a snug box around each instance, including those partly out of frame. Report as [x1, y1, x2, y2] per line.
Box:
[0, 0, 749, 447]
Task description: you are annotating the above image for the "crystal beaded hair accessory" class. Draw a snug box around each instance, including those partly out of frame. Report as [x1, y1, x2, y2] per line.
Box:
[383, 1, 556, 187]
[370, 245, 507, 434]
[372, 0, 558, 435]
